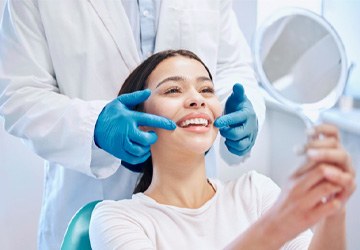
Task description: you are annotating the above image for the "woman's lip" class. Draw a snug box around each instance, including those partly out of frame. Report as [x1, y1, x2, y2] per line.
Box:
[180, 125, 211, 133]
[176, 113, 213, 127]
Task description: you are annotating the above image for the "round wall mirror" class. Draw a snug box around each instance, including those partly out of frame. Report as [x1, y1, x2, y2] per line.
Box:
[253, 8, 348, 127]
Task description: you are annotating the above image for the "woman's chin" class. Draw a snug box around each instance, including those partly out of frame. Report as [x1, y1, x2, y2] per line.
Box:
[179, 140, 213, 155]
[156, 131, 216, 155]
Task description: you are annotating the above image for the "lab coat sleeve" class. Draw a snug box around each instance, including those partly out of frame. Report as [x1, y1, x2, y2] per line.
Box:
[215, 0, 266, 130]
[0, 0, 120, 178]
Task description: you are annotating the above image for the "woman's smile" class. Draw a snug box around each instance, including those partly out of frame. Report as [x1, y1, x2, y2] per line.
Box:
[176, 112, 213, 133]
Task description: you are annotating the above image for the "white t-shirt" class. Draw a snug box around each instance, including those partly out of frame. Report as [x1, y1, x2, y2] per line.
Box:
[89, 171, 312, 249]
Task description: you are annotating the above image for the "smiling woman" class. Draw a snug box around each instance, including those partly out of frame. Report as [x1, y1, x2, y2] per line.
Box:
[117, 50, 222, 194]
[89, 50, 355, 250]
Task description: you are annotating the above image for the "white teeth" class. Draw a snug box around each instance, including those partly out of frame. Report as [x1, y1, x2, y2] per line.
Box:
[180, 118, 209, 127]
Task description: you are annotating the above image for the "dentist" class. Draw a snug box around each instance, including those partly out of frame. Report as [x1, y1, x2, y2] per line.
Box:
[0, 0, 265, 249]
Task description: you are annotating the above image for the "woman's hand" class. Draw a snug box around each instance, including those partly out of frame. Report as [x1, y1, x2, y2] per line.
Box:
[263, 124, 356, 247]
[301, 124, 356, 212]
[224, 124, 356, 250]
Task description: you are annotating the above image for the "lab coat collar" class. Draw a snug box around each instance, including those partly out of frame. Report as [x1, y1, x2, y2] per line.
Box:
[87, 0, 141, 70]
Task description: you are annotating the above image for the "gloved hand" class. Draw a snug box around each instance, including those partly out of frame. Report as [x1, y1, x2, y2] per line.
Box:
[214, 83, 258, 156]
[94, 89, 176, 164]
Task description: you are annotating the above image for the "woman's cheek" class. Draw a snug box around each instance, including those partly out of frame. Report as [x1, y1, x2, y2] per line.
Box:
[212, 100, 223, 119]
[144, 98, 178, 124]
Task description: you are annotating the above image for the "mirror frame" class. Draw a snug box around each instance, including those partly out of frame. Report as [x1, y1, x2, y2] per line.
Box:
[253, 8, 348, 113]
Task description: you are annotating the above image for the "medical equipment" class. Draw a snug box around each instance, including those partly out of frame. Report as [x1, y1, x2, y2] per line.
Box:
[61, 200, 102, 250]
[253, 8, 350, 129]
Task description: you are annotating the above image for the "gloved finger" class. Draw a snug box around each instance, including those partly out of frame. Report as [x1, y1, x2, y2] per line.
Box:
[117, 89, 151, 109]
[130, 129, 158, 147]
[224, 137, 252, 152]
[225, 140, 252, 157]
[124, 139, 151, 157]
[136, 112, 176, 130]
[125, 145, 151, 161]
[214, 111, 247, 128]
[227, 83, 246, 107]
[119, 150, 151, 165]
[219, 124, 251, 141]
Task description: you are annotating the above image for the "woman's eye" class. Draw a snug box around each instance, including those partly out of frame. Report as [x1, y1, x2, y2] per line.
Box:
[200, 87, 215, 94]
[164, 87, 181, 94]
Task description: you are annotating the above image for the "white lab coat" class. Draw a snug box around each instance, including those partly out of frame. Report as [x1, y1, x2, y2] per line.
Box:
[0, 0, 265, 249]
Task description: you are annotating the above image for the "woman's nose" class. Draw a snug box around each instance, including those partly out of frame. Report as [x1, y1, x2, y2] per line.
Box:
[185, 93, 206, 109]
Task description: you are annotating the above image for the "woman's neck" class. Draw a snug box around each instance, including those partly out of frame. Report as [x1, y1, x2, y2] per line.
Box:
[144, 148, 215, 209]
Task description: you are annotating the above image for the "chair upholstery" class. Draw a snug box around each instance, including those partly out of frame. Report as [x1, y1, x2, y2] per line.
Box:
[61, 200, 102, 250]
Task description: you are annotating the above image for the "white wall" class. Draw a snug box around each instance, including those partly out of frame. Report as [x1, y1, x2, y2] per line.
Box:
[0, 120, 43, 250]
[0, 2, 44, 250]
[323, 0, 360, 98]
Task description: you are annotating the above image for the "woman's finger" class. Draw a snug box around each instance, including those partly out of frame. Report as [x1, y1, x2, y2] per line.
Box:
[306, 136, 339, 149]
[309, 197, 343, 223]
[312, 124, 340, 140]
[292, 159, 317, 178]
[327, 170, 357, 203]
[291, 164, 336, 195]
[301, 180, 342, 210]
[307, 148, 353, 174]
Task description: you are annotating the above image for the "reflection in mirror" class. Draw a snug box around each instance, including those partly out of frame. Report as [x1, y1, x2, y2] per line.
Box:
[254, 8, 348, 127]
[262, 15, 341, 103]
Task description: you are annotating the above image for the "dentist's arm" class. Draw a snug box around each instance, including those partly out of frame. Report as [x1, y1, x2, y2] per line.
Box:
[0, 0, 174, 178]
[215, 0, 265, 156]
[0, 0, 112, 178]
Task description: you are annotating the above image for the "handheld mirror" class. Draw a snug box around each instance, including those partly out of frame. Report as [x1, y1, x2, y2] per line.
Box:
[253, 8, 349, 129]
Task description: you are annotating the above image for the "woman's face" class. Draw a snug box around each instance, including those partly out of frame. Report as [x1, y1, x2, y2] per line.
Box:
[144, 55, 222, 154]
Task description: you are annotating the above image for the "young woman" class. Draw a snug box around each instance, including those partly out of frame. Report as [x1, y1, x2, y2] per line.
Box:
[89, 50, 356, 249]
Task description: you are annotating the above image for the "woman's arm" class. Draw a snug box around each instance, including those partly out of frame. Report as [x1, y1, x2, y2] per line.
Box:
[306, 125, 356, 250]
[309, 211, 346, 250]
[225, 124, 356, 250]
[224, 214, 293, 250]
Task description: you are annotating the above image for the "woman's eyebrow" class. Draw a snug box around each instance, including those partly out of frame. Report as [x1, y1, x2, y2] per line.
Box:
[197, 76, 213, 84]
[156, 76, 212, 88]
[156, 76, 185, 88]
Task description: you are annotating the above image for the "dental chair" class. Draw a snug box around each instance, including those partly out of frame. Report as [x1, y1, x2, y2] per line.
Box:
[61, 200, 102, 250]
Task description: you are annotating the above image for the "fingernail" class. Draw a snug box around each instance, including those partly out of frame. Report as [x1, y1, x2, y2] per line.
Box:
[324, 168, 337, 178]
[307, 149, 319, 158]
[306, 127, 316, 137]
[170, 121, 176, 130]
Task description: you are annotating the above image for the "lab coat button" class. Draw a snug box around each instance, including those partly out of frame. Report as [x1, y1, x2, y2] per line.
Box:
[143, 10, 150, 17]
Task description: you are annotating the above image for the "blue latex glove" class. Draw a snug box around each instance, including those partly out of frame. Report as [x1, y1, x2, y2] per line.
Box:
[94, 89, 176, 164]
[214, 83, 258, 156]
